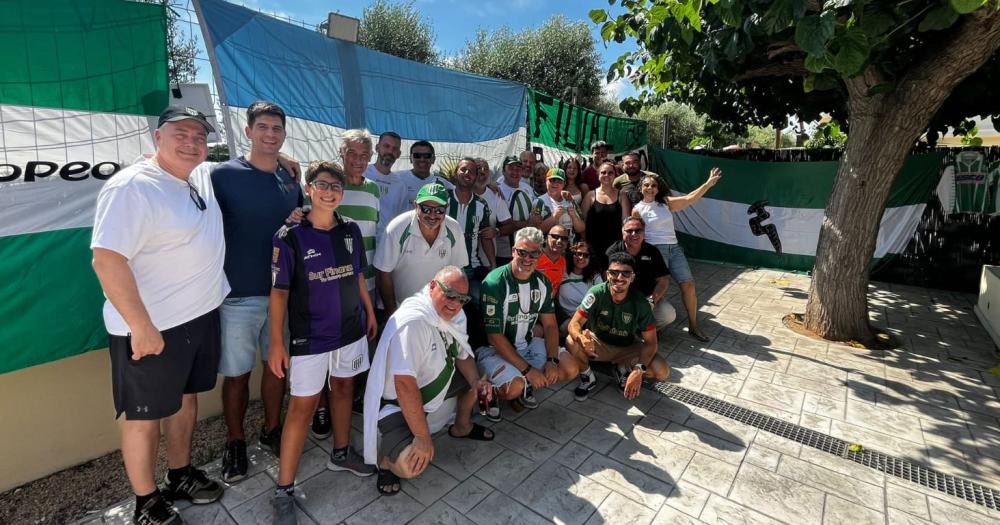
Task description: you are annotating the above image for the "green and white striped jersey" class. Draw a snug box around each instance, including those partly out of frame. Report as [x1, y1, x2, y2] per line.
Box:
[447, 190, 492, 268]
[497, 180, 534, 257]
[480, 265, 554, 348]
[340, 178, 380, 291]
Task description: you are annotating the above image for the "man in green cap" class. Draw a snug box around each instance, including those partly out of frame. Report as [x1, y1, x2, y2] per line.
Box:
[375, 182, 469, 316]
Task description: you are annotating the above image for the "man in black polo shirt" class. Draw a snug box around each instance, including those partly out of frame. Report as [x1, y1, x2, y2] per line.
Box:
[606, 214, 676, 331]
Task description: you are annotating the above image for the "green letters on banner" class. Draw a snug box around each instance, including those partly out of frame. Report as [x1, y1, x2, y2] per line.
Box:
[528, 89, 647, 154]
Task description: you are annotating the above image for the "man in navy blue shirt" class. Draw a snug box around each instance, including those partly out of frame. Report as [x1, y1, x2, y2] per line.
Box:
[211, 101, 303, 483]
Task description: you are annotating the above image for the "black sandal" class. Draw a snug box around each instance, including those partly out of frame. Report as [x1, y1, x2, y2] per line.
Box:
[448, 423, 495, 441]
[689, 327, 710, 342]
[376, 469, 401, 496]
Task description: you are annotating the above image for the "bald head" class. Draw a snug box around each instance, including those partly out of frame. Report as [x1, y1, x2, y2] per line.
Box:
[429, 266, 469, 320]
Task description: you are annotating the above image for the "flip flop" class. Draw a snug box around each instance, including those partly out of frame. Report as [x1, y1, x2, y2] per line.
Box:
[376, 469, 401, 496]
[448, 423, 495, 441]
[689, 328, 710, 342]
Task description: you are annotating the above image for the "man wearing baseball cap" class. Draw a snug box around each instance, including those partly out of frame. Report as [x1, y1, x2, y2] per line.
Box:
[374, 182, 469, 317]
[91, 105, 228, 524]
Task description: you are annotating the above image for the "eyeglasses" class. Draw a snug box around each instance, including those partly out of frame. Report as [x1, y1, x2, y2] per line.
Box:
[514, 248, 541, 259]
[187, 181, 206, 211]
[434, 279, 471, 304]
[624, 229, 644, 235]
[412, 152, 433, 160]
[607, 269, 634, 279]
[572, 251, 591, 258]
[310, 180, 343, 192]
[548, 234, 568, 242]
[419, 204, 447, 215]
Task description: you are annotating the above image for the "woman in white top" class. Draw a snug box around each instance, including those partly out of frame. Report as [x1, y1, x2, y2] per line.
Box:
[632, 169, 721, 341]
[558, 240, 603, 335]
[560, 156, 589, 205]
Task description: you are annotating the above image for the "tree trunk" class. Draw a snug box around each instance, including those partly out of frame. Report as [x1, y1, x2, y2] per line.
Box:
[804, 9, 1000, 343]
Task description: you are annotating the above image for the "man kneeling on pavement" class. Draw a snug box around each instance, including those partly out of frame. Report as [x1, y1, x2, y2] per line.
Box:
[363, 266, 495, 496]
[567, 251, 671, 401]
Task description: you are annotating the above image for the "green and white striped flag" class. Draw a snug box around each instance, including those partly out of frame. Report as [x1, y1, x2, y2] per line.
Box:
[651, 149, 944, 272]
[0, 0, 168, 374]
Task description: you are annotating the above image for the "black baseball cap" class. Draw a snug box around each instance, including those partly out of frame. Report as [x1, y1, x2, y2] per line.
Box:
[157, 105, 215, 133]
[501, 155, 522, 169]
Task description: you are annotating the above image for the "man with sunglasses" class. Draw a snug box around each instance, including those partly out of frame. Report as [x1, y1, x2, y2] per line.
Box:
[397, 140, 454, 209]
[92, 106, 228, 524]
[375, 183, 468, 317]
[477, 227, 579, 418]
[536, 224, 570, 296]
[447, 157, 495, 298]
[566, 252, 670, 401]
[363, 266, 494, 496]
[606, 215, 677, 332]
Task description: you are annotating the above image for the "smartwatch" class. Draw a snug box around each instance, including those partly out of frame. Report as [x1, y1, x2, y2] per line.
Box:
[633, 363, 648, 373]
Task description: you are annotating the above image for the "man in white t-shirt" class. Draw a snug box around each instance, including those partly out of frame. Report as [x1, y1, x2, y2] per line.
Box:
[374, 183, 469, 316]
[363, 130, 407, 235]
[397, 140, 454, 209]
[91, 106, 229, 524]
[474, 157, 513, 268]
[496, 155, 534, 264]
[363, 266, 494, 495]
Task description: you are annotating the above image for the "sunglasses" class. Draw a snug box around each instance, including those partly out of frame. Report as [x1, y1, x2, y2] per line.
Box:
[572, 251, 591, 258]
[548, 234, 568, 242]
[412, 152, 433, 160]
[435, 279, 471, 304]
[624, 229, 644, 235]
[419, 204, 447, 215]
[607, 269, 634, 279]
[310, 180, 343, 192]
[187, 181, 206, 211]
[514, 248, 542, 259]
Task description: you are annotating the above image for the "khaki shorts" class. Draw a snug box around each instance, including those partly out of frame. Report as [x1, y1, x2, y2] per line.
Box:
[590, 338, 644, 367]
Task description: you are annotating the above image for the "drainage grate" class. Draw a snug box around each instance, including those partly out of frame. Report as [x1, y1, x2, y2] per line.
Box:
[644, 381, 1000, 511]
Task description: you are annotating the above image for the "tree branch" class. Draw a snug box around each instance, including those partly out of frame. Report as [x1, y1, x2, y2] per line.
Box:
[732, 59, 808, 81]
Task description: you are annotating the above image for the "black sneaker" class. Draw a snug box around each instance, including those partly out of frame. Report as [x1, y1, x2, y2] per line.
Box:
[259, 426, 282, 457]
[574, 369, 597, 401]
[611, 366, 629, 392]
[310, 408, 331, 440]
[164, 467, 223, 505]
[519, 384, 539, 409]
[221, 439, 248, 483]
[485, 394, 502, 422]
[134, 494, 182, 525]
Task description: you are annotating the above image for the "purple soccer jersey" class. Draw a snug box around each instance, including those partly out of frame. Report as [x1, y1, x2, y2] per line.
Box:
[271, 214, 368, 356]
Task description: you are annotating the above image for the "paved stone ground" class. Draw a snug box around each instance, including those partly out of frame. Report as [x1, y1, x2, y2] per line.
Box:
[73, 262, 1000, 524]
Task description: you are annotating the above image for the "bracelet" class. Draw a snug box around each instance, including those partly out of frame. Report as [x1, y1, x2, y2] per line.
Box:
[520, 365, 532, 375]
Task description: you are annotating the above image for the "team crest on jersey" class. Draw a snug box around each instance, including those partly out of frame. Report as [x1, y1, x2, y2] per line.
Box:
[622, 312, 633, 324]
[486, 304, 495, 316]
[581, 293, 596, 309]
[438, 247, 447, 258]
[344, 235, 353, 254]
[531, 289, 541, 302]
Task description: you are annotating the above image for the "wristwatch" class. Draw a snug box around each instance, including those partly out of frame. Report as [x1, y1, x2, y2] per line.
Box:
[547, 357, 560, 365]
[633, 363, 648, 373]
[520, 364, 532, 375]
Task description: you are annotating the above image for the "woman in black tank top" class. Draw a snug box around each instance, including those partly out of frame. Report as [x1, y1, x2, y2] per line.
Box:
[582, 160, 625, 270]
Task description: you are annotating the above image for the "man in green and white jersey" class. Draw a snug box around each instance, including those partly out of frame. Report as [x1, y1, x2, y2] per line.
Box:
[338, 129, 381, 293]
[566, 251, 671, 402]
[448, 158, 495, 297]
[477, 227, 580, 416]
[496, 156, 534, 265]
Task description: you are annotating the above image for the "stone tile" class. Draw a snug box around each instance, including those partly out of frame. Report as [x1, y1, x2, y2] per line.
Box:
[509, 461, 610, 525]
[685, 408, 757, 445]
[651, 505, 708, 524]
[658, 423, 747, 465]
[668, 361, 716, 390]
[178, 503, 235, 525]
[221, 472, 275, 510]
[573, 418, 626, 455]
[681, 453, 739, 495]
[294, 470, 378, 523]
[887, 482, 930, 520]
[796, 446, 884, 486]
[578, 454, 673, 510]
[737, 379, 807, 414]
[663, 480, 711, 518]
[344, 491, 424, 524]
[608, 428, 695, 483]
[846, 399, 925, 444]
[489, 420, 560, 462]
[431, 430, 504, 480]
[402, 464, 460, 506]
[800, 413, 832, 434]
[409, 500, 476, 525]
[773, 372, 847, 401]
[635, 414, 671, 434]
[926, 495, 1000, 525]
[467, 491, 550, 525]
[729, 463, 826, 525]
[723, 394, 801, 424]
[829, 421, 927, 461]
[744, 444, 781, 471]
[785, 357, 848, 382]
[887, 508, 935, 525]
[264, 445, 328, 485]
[585, 491, 657, 525]
[700, 494, 786, 525]
[776, 455, 884, 511]
[647, 397, 693, 424]
[475, 449, 539, 493]
[442, 476, 493, 514]
[747, 366, 776, 384]
[515, 403, 591, 444]
[702, 374, 747, 396]
[230, 490, 316, 525]
[552, 442, 593, 470]
[802, 393, 846, 420]
[592, 380, 660, 413]
[547, 388, 576, 406]
[823, 495, 884, 525]
[752, 429, 802, 457]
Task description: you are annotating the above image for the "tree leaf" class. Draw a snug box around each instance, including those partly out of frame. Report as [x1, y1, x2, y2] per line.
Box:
[833, 30, 870, 75]
[803, 74, 816, 93]
[804, 53, 832, 73]
[589, 9, 608, 24]
[919, 5, 960, 32]
[601, 21, 616, 42]
[795, 12, 836, 55]
[762, 0, 795, 34]
[825, 0, 854, 8]
[949, 0, 987, 15]
[859, 11, 896, 38]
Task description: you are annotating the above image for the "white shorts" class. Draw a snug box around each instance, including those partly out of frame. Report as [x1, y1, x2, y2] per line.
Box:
[288, 336, 370, 397]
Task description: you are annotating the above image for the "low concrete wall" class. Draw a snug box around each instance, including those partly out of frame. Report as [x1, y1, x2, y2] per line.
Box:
[0, 349, 263, 493]
[976, 265, 1000, 349]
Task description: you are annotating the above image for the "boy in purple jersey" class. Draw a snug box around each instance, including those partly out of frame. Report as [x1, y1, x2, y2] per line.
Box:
[268, 161, 377, 523]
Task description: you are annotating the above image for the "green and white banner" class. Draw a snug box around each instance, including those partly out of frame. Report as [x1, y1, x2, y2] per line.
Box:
[650, 148, 945, 272]
[527, 89, 648, 167]
[0, 0, 168, 374]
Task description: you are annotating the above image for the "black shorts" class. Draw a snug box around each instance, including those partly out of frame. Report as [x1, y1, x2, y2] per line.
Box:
[109, 309, 221, 420]
[378, 372, 469, 462]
